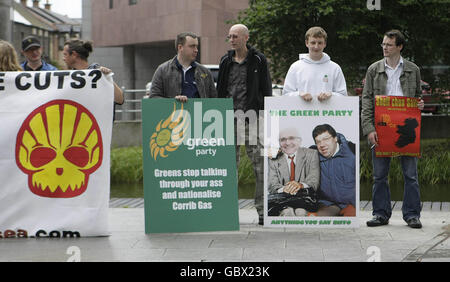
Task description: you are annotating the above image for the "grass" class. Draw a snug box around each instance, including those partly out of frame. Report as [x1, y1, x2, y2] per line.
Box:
[237, 146, 256, 186]
[110, 145, 257, 186]
[110, 139, 450, 185]
[110, 147, 143, 184]
[359, 138, 450, 184]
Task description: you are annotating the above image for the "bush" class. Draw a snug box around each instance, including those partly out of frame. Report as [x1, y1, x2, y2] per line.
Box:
[360, 139, 450, 184]
[110, 147, 143, 183]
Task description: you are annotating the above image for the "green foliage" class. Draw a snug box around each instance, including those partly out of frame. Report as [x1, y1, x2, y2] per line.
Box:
[360, 139, 450, 184]
[237, 145, 256, 185]
[110, 147, 143, 183]
[110, 146, 257, 185]
[235, 0, 450, 89]
[110, 139, 450, 186]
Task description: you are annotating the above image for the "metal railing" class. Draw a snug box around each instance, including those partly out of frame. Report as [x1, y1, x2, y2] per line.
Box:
[114, 87, 147, 122]
[115, 85, 284, 122]
[115, 86, 450, 122]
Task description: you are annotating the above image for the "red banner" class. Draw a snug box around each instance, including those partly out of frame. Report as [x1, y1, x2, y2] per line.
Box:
[375, 95, 421, 157]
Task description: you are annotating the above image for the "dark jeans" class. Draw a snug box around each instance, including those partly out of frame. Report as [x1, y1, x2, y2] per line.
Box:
[371, 149, 421, 221]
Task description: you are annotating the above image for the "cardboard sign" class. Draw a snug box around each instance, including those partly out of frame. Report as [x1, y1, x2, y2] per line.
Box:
[375, 95, 421, 157]
[142, 98, 239, 233]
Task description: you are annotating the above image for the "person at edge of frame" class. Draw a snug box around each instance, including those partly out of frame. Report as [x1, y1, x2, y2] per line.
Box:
[0, 40, 23, 71]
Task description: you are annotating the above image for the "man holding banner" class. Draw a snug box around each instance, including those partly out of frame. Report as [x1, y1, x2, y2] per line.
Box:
[217, 24, 273, 225]
[361, 29, 425, 229]
[149, 32, 217, 101]
[63, 39, 124, 105]
[282, 26, 347, 101]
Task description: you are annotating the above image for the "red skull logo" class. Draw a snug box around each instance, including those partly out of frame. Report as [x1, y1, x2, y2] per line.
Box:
[15, 100, 103, 198]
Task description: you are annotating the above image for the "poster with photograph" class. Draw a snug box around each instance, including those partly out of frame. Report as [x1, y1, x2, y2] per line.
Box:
[374, 95, 421, 157]
[264, 96, 359, 228]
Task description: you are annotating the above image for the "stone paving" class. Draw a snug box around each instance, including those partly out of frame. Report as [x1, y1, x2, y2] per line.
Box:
[0, 207, 448, 262]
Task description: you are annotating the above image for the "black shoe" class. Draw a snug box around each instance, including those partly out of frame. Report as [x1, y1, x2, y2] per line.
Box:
[258, 216, 264, 225]
[406, 217, 422, 229]
[366, 216, 389, 227]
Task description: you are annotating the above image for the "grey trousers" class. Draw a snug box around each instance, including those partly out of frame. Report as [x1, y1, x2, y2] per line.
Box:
[235, 119, 264, 218]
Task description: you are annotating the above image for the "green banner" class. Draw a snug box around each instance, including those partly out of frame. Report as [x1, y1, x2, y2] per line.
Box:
[142, 98, 239, 233]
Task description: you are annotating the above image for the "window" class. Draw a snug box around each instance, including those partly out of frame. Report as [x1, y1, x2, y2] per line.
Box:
[109, 0, 113, 9]
[129, 0, 137, 5]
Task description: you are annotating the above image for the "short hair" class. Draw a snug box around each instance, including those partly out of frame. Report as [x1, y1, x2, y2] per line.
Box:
[384, 29, 406, 48]
[230, 24, 249, 36]
[312, 124, 337, 142]
[64, 39, 94, 61]
[175, 32, 198, 51]
[305, 26, 327, 42]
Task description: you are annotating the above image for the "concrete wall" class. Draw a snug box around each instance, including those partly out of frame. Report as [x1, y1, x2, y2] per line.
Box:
[134, 42, 174, 89]
[82, 0, 127, 89]
[0, 0, 12, 41]
[83, 0, 248, 94]
[112, 121, 142, 148]
[90, 0, 248, 65]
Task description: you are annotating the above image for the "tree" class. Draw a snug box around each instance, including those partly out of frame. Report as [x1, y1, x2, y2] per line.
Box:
[235, 0, 450, 89]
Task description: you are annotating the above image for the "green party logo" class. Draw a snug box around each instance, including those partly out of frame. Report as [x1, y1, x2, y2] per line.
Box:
[149, 103, 189, 161]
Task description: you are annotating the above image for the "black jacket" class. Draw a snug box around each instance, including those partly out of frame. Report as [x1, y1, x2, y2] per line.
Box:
[216, 45, 272, 111]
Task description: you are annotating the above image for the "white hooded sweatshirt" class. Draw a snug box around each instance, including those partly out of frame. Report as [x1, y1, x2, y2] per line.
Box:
[282, 53, 347, 97]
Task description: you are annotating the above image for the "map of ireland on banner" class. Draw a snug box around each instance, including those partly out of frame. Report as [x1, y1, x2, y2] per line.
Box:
[375, 95, 421, 157]
[0, 70, 113, 238]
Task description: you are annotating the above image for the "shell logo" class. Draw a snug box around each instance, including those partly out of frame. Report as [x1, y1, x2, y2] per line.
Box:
[15, 100, 103, 198]
[149, 103, 189, 161]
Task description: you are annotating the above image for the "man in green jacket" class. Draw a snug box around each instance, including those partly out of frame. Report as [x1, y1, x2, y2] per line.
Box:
[361, 30, 424, 229]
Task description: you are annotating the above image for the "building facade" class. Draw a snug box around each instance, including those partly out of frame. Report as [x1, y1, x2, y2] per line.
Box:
[84, 0, 249, 89]
[12, 0, 81, 68]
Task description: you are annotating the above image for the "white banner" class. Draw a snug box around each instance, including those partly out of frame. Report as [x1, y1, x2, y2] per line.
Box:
[264, 96, 360, 228]
[0, 70, 113, 238]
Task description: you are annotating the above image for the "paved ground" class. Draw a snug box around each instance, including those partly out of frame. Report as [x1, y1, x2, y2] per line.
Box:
[0, 207, 448, 262]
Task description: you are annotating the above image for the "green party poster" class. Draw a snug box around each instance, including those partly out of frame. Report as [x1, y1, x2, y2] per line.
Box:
[142, 98, 239, 233]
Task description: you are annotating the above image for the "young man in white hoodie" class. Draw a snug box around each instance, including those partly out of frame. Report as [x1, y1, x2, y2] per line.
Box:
[282, 27, 347, 101]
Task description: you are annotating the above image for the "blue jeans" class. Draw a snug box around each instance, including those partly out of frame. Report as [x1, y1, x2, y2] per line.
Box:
[371, 149, 421, 221]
